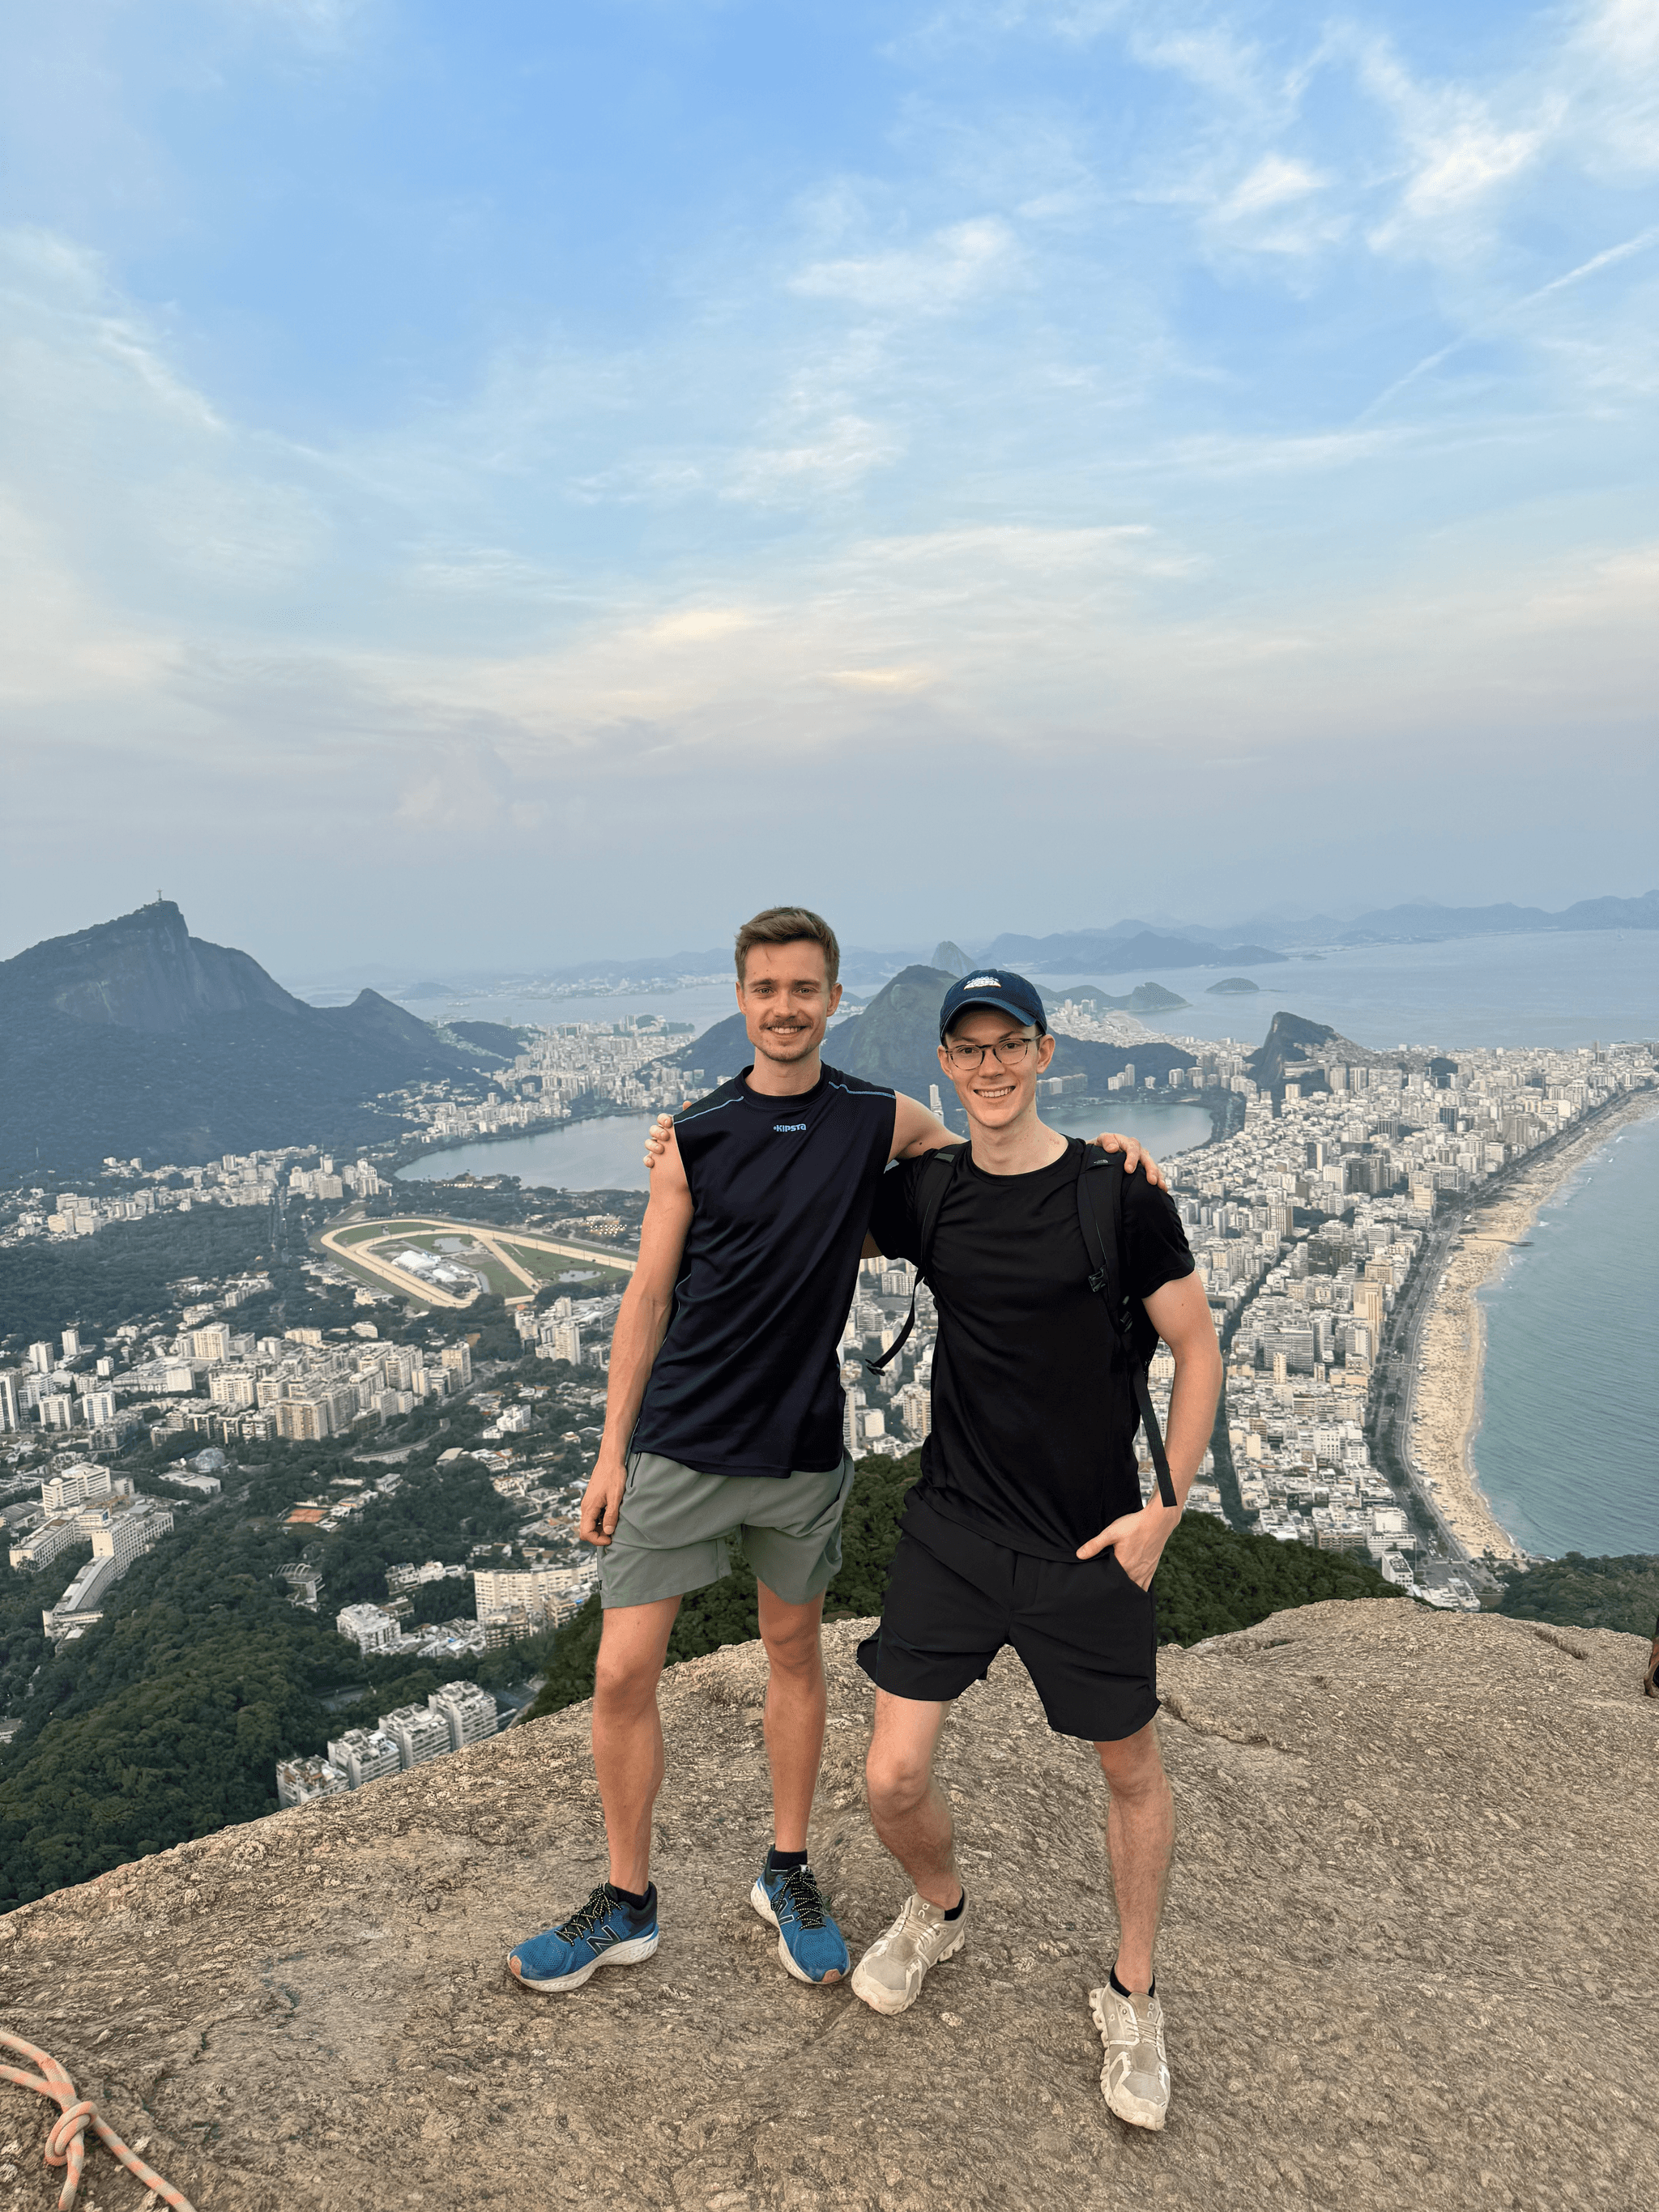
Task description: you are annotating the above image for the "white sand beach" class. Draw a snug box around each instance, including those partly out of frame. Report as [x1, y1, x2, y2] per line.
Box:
[1406, 1089, 1659, 1562]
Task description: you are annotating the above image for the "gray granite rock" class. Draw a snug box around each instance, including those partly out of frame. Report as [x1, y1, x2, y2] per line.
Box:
[2, 1600, 1654, 2211]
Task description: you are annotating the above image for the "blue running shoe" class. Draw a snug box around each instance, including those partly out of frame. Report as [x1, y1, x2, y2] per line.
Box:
[508, 1882, 659, 1993]
[750, 1860, 850, 1986]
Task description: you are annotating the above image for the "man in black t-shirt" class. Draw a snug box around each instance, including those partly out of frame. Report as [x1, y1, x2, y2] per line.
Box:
[849, 969, 1222, 2135]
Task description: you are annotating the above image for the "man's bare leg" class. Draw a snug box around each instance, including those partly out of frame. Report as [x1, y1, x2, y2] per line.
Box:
[851, 1690, 966, 2014]
[591, 1596, 680, 1893]
[864, 1689, 960, 1905]
[756, 1583, 830, 1852]
[750, 1583, 851, 1983]
[1096, 1718, 1174, 1993]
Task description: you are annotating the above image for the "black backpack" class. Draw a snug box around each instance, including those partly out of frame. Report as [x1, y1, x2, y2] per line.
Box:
[864, 1140, 1177, 1507]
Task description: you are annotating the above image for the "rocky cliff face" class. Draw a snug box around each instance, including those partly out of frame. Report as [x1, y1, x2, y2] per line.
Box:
[2, 901, 306, 1034]
[1, 1603, 1653, 2212]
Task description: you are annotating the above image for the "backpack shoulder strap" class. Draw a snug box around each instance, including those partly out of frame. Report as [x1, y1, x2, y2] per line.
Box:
[865, 1144, 966, 1375]
[915, 1142, 967, 1276]
[1076, 1144, 1178, 1508]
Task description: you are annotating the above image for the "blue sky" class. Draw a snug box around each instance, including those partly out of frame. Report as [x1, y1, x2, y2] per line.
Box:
[2, 0, 1656, 970]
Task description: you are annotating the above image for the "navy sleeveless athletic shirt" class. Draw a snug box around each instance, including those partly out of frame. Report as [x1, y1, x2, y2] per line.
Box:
[629, 1061, 897, 1479]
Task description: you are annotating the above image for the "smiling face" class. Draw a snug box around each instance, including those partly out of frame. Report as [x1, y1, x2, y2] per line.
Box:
[939, 1004, 1056, 1134]
[736, 939, 842, 1069]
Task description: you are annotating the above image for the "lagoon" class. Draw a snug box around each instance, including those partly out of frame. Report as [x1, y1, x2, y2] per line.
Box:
[394, 1096, 1218, 1194]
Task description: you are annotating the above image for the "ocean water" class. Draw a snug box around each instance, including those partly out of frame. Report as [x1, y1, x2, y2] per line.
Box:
[1472, 1109, 1659, 1561]
[397, 928, 1659, 1054]
[397, 1113, 662, 1191]
[394, 1097, 1218, 1194]
[1037, 927, 1659, 1051]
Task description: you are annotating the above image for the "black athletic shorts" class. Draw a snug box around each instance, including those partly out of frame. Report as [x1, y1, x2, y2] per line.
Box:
[856, 1490, 1158, 1743]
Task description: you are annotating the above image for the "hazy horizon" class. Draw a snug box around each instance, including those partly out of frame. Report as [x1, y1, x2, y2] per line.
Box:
[3, 2, 1657, 970]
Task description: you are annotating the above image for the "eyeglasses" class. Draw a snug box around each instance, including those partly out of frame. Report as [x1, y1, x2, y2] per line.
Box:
[942, 1035, 1038, 1072]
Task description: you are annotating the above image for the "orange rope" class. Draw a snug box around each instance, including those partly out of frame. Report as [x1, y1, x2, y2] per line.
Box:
[0, 2029, 196, 2212]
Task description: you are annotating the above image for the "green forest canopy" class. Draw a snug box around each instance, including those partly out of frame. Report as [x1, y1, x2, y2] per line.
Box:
[1492, 1552, 1659, 1639]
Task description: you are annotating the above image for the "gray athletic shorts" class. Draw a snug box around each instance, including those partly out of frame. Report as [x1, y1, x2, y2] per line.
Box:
[599, 1450, 855, 1610]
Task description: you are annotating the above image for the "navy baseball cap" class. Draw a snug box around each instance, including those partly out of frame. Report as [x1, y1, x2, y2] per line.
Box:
[937, 967, 1047, 1041]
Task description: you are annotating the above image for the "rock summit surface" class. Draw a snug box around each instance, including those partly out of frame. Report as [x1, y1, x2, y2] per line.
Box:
[2, 1601, 1654, 2211]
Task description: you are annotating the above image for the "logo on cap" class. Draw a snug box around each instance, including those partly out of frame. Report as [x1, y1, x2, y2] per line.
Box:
[962, 975, 1000, 989]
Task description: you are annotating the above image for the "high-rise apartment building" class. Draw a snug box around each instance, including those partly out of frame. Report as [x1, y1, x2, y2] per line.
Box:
[335, 1603, 399, 1656]
[326, 1728, 402, 1788]
[83, 1494, 173, 1571]
[276, 1396, 329, 1442]
[545, 1322, 582, 1366]
[275, 1755, 348, 1809]
[41, 1463, 98, 1507]
[441, 1343, 473, 1388]
[381, 1703, 450, 1769]
[897, 1383, 932, 1443]
[428, 1681, 499, 1754]
[472, 1562, 595, 1637]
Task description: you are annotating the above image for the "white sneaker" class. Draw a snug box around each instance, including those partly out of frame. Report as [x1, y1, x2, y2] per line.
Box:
[850, 1891, 967, 2016]
[1090, 1982, 1170, 2130]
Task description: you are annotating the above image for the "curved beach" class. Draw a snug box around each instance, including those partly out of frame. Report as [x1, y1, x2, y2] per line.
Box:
[1408, 1088, 1659, 1561]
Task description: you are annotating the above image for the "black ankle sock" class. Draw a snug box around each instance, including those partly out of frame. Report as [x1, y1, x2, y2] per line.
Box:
[1109, 1967, 1154, 1999]
[607, 1882, 650, 1911]
[766, 1846, 808, 1873]
[943, 1888, 966, 1922]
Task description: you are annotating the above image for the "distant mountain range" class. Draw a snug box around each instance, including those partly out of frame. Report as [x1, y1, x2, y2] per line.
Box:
[0, 902, 502, 1178]
[979, 928, 1287, 974]
[1328, 891, 1659, 944]
[963, 891, 1659, 970]
[294, 889, 1659, 1009]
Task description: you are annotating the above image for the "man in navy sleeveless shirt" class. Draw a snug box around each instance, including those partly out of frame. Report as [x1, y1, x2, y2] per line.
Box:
[507, 908, 1163, 1997]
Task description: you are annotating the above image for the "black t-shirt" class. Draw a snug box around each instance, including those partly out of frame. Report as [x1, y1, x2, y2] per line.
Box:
[867, 1137, 1196, 1560]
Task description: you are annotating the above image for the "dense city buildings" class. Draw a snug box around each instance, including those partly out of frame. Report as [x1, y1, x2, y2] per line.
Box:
[3, 1003, 1651, 1797]
[395, 1014, 702, 1146]
[1158, 1034, 1653, 1600]
[275, 1678, 501, 1806]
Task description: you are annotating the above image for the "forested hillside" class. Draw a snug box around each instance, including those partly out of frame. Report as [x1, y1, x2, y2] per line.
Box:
[0, 901, 484, 1176]
[1492, 1553, 1659, 1638]
[0, 1452, 527, 1910]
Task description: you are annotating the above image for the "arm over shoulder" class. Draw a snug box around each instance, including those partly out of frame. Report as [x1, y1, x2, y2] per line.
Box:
[864, 1157, 925, 1265]
[889, 1090, 954, 1161]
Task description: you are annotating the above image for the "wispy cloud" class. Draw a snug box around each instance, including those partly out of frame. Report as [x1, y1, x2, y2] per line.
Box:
[790, 215, 1019, 314]
[2, 0, 1656, 958]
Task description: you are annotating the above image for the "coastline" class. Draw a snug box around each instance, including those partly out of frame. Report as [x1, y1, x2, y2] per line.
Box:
[1407, 1087, 1659, 1561]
